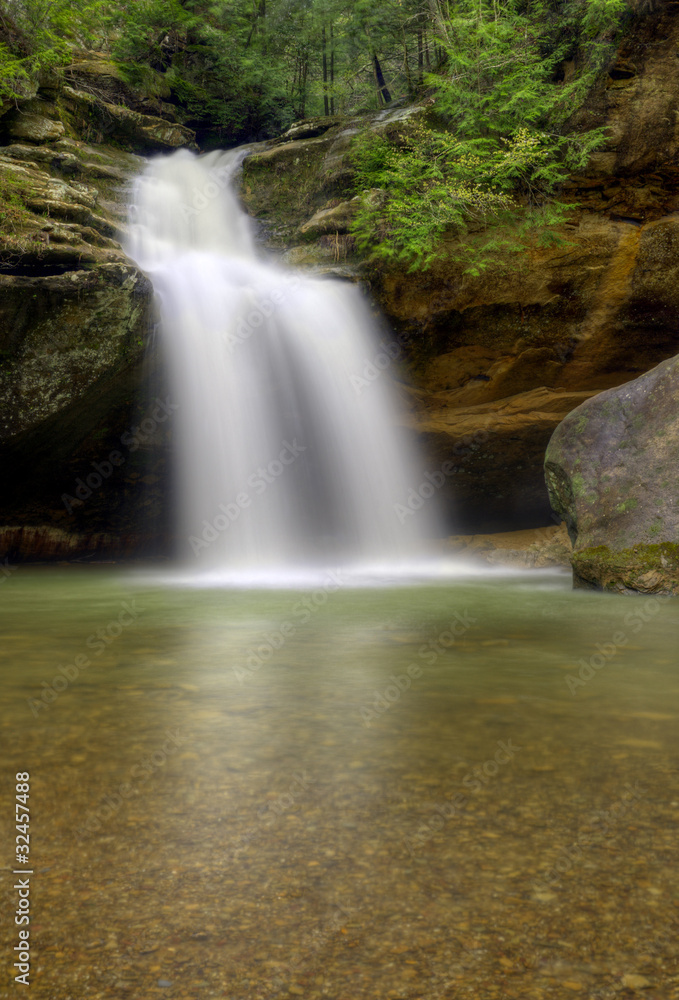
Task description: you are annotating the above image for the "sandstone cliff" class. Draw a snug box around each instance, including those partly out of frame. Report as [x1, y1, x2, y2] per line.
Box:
[0, 53, 196, 559]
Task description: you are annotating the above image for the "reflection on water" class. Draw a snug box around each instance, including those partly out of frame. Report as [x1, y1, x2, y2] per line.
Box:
[1, 568, 678, 998]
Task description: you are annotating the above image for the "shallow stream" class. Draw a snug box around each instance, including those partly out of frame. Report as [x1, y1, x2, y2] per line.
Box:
[1, 567, 678, 998]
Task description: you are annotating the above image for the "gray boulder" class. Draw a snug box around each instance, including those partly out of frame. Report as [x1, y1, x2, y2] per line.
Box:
[545, 354, 679, 594]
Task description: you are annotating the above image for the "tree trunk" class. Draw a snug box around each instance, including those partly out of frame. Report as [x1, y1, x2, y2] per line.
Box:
[403, 28, 413, 96]
[428, 0, 451, 45]
[300, 56, 308, 117]
[259, 0, 266, 56]
[245, 0, 265, 51]
[322, 25, 329, 116]
[330, 23, 335, 114]
[373, 52, 391, 105]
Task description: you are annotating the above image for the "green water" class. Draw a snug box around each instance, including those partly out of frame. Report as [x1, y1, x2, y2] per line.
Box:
[1, 567, 678, 999]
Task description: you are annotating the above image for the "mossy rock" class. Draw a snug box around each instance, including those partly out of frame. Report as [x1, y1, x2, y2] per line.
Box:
[241, 108, 421, 245]
[545, 353, 679, 594]
[572, 543, 679, 594]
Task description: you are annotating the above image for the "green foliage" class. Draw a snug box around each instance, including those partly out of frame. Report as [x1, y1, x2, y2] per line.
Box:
[0, 0, 630, 163]
[0, 167, 34, 263]
[0, 40, 29, 99]
[0, 168, 32, 223]
[0, 0, 113, 113]
[546, 0, 629, 115]
[1, 0, 441, 137]
[350, 0, 629, 272]
[1, 0, 113, 77]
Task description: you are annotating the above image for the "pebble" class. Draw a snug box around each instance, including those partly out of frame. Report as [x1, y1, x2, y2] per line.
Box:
[622, 974, 652, 989]
[5, 577, 679, 1000]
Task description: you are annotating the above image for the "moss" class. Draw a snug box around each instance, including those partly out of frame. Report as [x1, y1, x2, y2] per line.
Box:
[571, 472, 586, 498]
[0, 169, 37, 237]
[572, 542, 679, 595]
[241, 132, 351, 244]
[577, 541, 679, 566]
[615, 497, 638, 513]
[574, 415, 588, 433]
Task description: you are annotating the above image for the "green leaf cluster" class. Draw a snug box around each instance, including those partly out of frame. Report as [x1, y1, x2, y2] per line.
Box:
[349, 0, 629, 272]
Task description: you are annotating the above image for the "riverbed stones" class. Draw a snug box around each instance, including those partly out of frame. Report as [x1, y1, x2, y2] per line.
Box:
[545, 353, 679, 594]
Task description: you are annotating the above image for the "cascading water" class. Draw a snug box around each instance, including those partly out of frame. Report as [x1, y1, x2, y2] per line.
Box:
[128, 148, 446, 584]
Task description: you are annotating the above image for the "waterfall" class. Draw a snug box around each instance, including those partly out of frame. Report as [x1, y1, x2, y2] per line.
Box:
[127, 148, 445, 585]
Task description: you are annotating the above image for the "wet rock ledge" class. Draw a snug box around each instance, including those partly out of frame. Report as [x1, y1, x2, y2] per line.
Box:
[0, 54, 197, 560]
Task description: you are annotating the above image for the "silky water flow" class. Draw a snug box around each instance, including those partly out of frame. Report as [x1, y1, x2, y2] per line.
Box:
[128, 149, 451, 586]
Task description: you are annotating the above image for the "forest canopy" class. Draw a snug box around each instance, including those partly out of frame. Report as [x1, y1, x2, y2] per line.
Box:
[1, 0, 630, 141]
[1, 0, 633, 268]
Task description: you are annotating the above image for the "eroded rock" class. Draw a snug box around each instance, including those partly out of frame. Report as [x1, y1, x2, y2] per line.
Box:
[0, 264, 152, 439]
[404, 386, 597, 532]
[0, 77, 172, 556]
[61, 85, 197, 153]
[3, 112, 65, 143]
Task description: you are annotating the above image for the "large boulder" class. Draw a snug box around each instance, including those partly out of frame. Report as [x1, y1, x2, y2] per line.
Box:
[545, 354, 679, 594]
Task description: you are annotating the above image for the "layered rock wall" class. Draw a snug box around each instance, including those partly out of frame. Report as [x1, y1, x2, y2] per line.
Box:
[0, 55, 195, 559]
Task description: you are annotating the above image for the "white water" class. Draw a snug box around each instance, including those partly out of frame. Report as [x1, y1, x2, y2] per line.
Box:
[127, 149, 454, 586]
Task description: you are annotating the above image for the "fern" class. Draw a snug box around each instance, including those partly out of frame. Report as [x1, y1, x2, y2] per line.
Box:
[349, 0, 628, 273]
